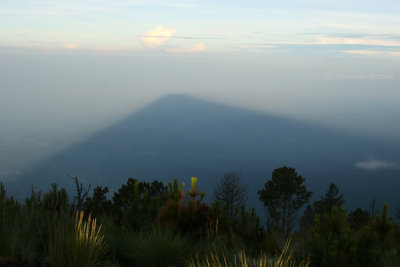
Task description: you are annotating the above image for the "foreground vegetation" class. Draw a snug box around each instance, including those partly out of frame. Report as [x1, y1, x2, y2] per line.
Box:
[1, 167, 399, 266]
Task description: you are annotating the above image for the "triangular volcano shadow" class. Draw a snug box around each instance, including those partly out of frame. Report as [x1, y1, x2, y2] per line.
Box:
[17, 94, 400, 209]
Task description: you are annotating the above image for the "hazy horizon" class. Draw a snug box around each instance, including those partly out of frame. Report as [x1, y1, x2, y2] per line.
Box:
[1, 0, 399, 185]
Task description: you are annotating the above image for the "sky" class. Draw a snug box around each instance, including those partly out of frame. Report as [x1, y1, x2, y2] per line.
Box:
[0, 0, 400, 180]
[1, 0, 400, 54]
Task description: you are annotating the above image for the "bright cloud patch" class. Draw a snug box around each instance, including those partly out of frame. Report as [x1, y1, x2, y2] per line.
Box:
[62, 44, 76, 50]
[343, 50, 381, 55]
[343, 50, 400, 56]
[166, 43, 206, 53]
[315, 37, 400, 47]
[141, 25, 177, 46]
[355, 159, 398, 171]
[188, 43, 205, 52]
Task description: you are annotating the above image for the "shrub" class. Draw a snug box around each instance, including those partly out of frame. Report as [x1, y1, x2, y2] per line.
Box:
[305, 206, 354, 267]
[0, 182, 36, 264]
[48, 211, 106, 267]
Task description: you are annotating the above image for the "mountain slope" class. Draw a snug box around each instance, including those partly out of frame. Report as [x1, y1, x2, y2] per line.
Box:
[16, 94, 400, 210]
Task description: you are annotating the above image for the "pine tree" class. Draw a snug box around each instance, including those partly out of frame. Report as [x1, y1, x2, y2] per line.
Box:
[258, 166, 312, 235]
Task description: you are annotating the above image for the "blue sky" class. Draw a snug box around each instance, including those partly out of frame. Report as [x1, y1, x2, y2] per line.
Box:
[1, 0, 400, 55]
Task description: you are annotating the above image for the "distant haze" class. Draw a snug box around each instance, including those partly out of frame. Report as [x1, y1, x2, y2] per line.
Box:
[9, 94, 399, 213]
[0, 49, 399, 181]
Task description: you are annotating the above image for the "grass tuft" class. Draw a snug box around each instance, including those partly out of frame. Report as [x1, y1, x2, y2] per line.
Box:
[48, 211, 106, 267]
[190, 239, 310, 267]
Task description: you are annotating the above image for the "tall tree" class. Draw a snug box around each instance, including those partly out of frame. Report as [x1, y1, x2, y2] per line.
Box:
[314, 183, 345, 215]
[300, 183, 345, 231]
[258, 166, 312, 235]
[214, 172, 248, 218]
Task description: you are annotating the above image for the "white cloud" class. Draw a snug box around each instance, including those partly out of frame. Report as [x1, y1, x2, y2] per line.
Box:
[355, 159, 398, 171]
[141, 25, 177, 46]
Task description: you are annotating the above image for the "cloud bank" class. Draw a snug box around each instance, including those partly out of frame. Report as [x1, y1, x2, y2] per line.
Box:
[355, 159, 398, 171]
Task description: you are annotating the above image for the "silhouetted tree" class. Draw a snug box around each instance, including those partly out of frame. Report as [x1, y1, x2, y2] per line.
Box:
[113, 178, 167, 213]
[112, 178, 168, 228]
[84, 186, 112, 217]
[300, 183, 344, 231]
[314, 183, 344, 215]
[258, 166, 312, 235]
[213, 172, 248, 218]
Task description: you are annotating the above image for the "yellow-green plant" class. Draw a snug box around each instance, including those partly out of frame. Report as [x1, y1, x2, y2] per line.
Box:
[48, 211, 106, 267]
[75, 211, 106, 263]
[190, 239, 310, 267]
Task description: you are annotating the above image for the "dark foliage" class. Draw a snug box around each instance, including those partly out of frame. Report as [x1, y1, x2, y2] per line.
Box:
[300, 183, 345, 231]
[349, 208, 370, 231]
[1, 166, 400, 266]
[258, 166, 312, 235]
[214, 172, 248, 219]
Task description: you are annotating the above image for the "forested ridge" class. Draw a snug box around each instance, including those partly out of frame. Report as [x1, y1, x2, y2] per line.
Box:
[1, 166, 399, 266]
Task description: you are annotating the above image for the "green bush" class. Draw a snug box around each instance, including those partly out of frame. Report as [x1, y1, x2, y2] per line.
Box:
[305, 206, 354, 267]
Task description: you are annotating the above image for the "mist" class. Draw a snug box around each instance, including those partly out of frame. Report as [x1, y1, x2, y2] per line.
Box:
[0, 48, 399, 181]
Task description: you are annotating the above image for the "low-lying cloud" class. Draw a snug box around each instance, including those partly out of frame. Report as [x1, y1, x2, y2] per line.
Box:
[355, 159, 398, 171]
[141, 25, 177, 46]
